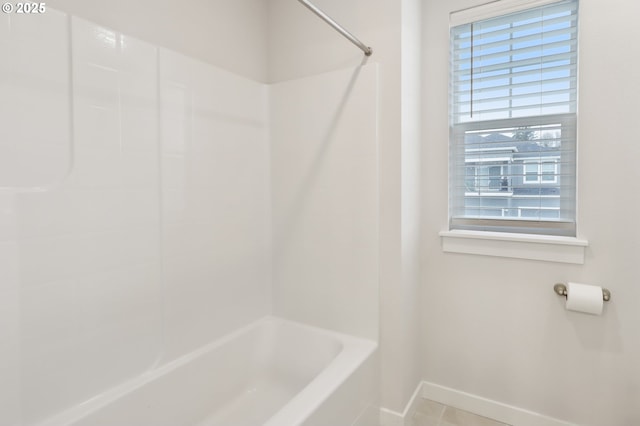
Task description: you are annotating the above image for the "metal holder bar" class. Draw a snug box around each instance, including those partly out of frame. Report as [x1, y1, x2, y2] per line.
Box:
[297, 0, 373, 56]
[554, 283, 611, 302]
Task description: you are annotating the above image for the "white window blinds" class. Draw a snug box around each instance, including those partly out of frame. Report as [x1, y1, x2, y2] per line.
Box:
[449, 0, 578, 236]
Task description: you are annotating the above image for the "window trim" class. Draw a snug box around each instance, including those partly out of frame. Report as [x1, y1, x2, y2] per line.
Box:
[450, 0, 568, 27]
[443, 0, 583, 260]
[440, 229, 588, 264]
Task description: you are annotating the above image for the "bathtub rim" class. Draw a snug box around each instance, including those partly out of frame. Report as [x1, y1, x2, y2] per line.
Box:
[35, 315, 377, 426]
[264, 328, 377, 426]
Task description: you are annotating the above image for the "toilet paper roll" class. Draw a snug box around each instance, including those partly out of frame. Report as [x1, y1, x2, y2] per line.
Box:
[566, 282, 603, 315]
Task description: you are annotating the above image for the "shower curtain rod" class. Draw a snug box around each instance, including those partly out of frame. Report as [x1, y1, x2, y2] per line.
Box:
[297, 0, 373, 56]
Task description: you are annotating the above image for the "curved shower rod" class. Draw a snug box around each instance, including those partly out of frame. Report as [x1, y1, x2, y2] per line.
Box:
[297, 0, 373, 56]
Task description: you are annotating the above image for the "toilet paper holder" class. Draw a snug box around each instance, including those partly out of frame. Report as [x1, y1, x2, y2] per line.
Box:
[554, 283, 611, 302]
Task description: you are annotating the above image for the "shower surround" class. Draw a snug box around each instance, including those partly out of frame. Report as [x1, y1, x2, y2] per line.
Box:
[0, 8, 379, 426]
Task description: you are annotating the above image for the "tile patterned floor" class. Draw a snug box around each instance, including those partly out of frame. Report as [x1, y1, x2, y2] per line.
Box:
[409, 399, 511, 426]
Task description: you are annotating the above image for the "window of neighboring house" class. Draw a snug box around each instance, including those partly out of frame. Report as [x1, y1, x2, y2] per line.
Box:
[524, 163, 539, 183]
[523, 160, 558, 184]
[541, 161, 557, 182]
[466, 163, 512, 193]
[449, 0, 578, 236]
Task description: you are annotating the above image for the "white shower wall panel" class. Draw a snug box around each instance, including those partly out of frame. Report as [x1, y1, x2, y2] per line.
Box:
[0, 15, 163, 425]
[0, 11, 272, 425]
[0, 11, 71, 188]
[0, 240, 20, 426]
[159, 49, 271, 361]
[271, 64, 379, 341]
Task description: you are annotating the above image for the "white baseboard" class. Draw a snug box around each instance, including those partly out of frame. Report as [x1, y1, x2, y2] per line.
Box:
[420, 381, 576, 426]
[379, 381, 576, 426]
[379, 381, 423, 426]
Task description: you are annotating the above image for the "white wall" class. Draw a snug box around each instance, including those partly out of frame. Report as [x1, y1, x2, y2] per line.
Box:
[267, 0, 385, 83]
[0, 10, 271, 425]
[48, 0, 268, 82]
[270, 64, 378, 340]
[399, 0, 423, 416]
[421, 0, 640, 425]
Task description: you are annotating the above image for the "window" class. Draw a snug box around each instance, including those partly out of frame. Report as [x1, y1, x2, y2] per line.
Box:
[524, 163, 539, 182]
[466, 163, 511, 193]
[449, 0, 578, 236]
[523, 159, 558, 184]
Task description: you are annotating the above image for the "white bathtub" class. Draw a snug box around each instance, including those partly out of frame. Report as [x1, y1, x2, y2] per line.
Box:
[38, 317, 378, 426]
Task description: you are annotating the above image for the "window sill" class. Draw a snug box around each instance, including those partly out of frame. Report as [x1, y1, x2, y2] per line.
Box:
[439, 230, 588, 264]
